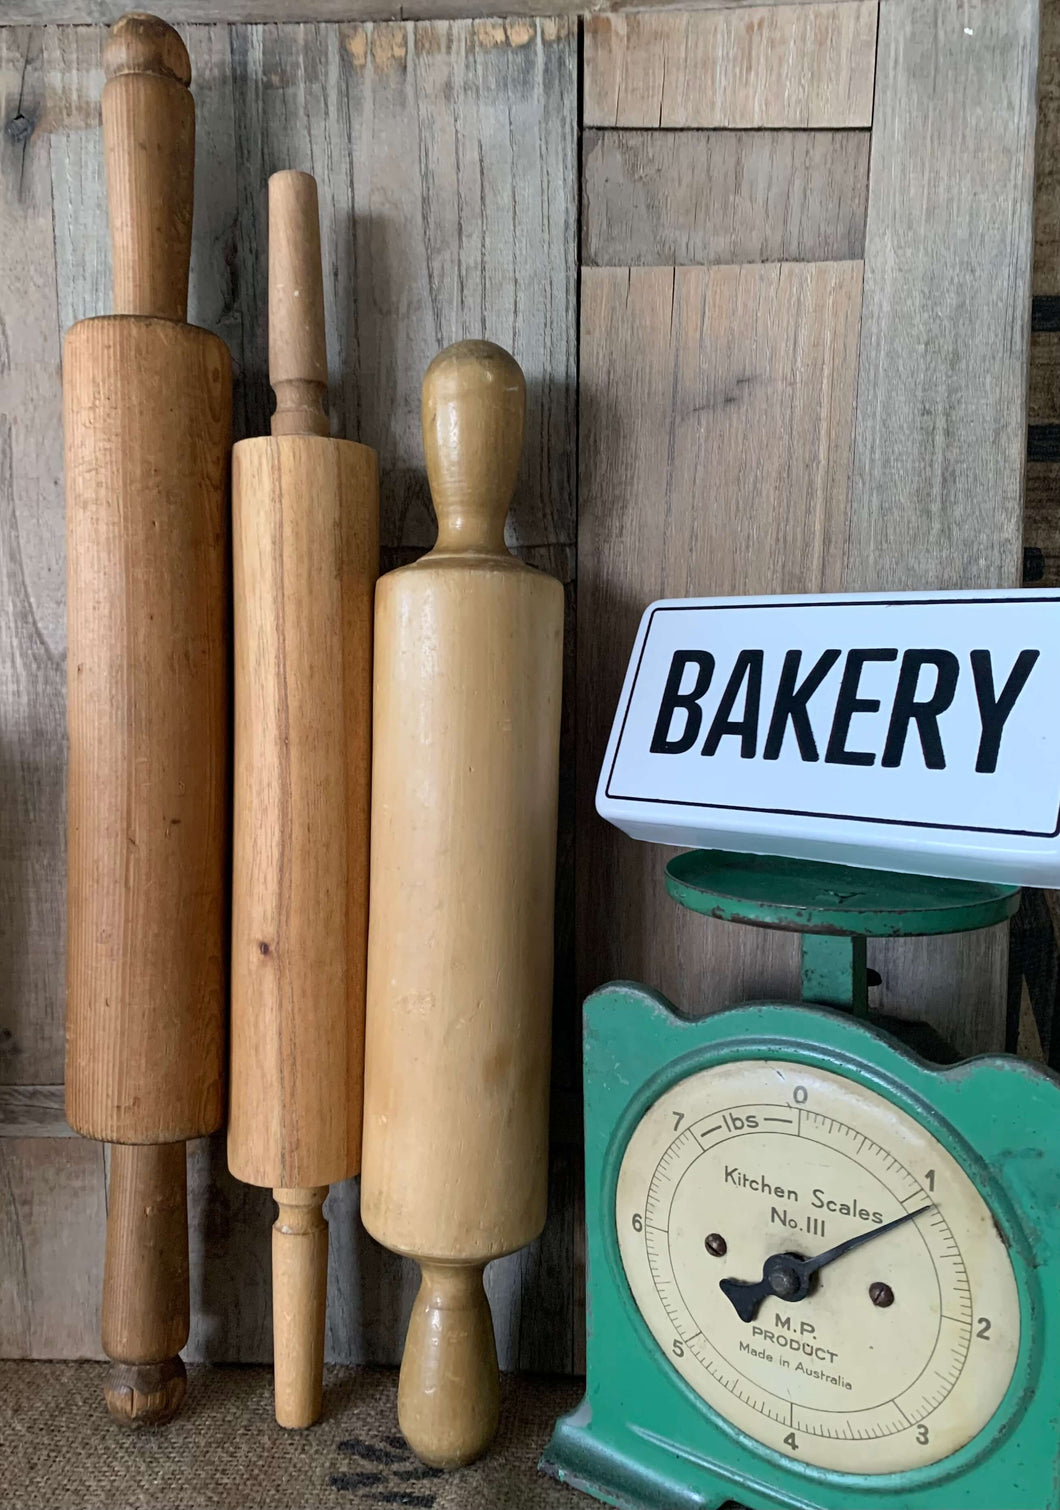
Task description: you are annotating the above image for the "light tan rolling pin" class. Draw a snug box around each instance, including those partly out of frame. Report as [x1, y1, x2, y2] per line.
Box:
[361, 341, 564, 1468]
[64, 12, 231, 1425]
[228, 170, 379, 1430]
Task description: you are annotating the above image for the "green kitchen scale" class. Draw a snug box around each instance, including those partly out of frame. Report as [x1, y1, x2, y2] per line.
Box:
[541, 850, 1060, 1510]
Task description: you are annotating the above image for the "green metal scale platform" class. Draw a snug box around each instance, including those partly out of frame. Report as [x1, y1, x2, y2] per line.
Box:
[541, 853, 1060, 1510]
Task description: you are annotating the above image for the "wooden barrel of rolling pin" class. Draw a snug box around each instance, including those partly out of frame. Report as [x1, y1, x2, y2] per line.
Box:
[228, 170, 378, 1429]
[360, 340, 564, 1468]
[63, 12, 230, 1423]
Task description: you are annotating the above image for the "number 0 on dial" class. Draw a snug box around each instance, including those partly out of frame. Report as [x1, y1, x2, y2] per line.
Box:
[615, 1060, 1019, 1474]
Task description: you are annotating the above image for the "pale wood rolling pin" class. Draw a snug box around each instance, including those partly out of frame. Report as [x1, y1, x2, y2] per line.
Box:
[361, 341, 564, 1468]
[64, 12, 231, 1425]
[228, 170, 379, 1430]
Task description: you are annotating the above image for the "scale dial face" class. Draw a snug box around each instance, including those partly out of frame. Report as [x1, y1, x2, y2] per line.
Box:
[616, 1058, 1020, 1475]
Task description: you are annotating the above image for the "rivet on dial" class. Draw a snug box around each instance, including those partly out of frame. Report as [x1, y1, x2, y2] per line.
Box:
[869, 1281, 895, 1308]
[704, 1233, 727, 1257]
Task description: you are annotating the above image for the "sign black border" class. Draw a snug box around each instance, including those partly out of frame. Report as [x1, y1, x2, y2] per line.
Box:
[603, 596, 1060, 841]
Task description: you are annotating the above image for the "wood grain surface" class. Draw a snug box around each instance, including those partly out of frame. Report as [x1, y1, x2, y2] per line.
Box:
[845, 0, 1039, 1053]
[583, 128, 869, 268]
[0, 0, 880, 22]
[577, 261, 863, 1023]
[64, 314, 231, 1145]
[584, 3, 877, 128]
[0, 16, 576, 1366]
[229, 434, 378, 1189]
[849, 0, 1037, 594]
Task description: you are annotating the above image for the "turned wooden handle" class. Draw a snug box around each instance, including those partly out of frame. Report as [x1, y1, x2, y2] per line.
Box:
[103, 12, 194, 320]
[421, 339, 525, 553]
[269, 170, 328, 438]
[272, 1187, 329, 1428]
[102, 1142, 189, 1425]
[398, 1263, 499, 1469]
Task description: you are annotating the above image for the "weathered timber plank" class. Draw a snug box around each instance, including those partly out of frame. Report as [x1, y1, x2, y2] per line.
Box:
[577, 263, 862, 1019]
[583, 129, 869, 268]
[0, 30, 68, 1090]
[0, 1138, 105, 1357]
[847, 0, 1039, 1054]
[850, 0, 1036, 592]
[0, 1086, 69, 1137]
[583, 3, 877, 129]
[1, 0, 876, 21]
[227, 19, 576, 551]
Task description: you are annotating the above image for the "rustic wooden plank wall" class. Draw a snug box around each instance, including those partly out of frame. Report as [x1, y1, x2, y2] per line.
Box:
[0, 0, 1050, 1368]
[0, 16, 578, 1368]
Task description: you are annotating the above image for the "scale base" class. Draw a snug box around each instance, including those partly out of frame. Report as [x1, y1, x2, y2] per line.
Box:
[541, 1403, 742, 1510]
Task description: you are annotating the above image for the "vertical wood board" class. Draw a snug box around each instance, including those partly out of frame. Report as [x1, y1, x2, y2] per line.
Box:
[849, 0, 1037, 593]
[577, 262, 863, 1021]
[0, 29, 68, 1091]
[846, 0, 1039, 1050]
[583, 3, 877, 129]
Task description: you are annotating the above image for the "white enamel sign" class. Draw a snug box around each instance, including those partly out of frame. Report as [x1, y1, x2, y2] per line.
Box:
[596, 590, 1060, 884]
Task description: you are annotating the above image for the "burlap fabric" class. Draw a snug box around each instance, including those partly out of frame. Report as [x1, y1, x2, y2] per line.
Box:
[0, 1364, 585, 1510]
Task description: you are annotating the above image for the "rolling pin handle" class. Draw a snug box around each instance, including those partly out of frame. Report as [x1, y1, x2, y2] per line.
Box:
[268, 171, 329, 438]
[103, 12, 191, 84]
[272, 1186, 330, 1428]
[101, 1141, 190, 1426]
[422, 340, 525, 554]
[398, 1261, 500, 1469]
[103, 11, 194, 322]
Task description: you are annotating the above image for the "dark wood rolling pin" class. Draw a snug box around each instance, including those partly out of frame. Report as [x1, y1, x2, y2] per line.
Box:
[64, 11, 231, 1424]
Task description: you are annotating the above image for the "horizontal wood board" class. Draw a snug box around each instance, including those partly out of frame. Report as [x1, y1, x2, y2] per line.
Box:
[583, 2, 877, 128]
[583, 128, 870, 267]
[0, 0, 884, 22]
[0, 16, 578, 1368]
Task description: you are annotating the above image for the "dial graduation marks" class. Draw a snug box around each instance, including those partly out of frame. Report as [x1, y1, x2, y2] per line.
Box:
[615, 1059, 1019, 1475]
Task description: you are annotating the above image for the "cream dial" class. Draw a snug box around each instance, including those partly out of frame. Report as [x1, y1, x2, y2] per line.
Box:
[616, 1059, 1019, 1474]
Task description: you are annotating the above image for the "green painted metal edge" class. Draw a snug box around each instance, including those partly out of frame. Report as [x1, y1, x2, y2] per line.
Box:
[540, 993, 1060, 1510]
[665, 851, 1021, 938]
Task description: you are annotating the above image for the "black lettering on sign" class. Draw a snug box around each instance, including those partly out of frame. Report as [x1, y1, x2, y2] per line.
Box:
[825, 649, 898, 766]
[650, 652, 716, 754]
[971, 649, 1040, 773]
[701, 650, 764, 759]
[881, 650, 959, 770]
[763, 648, 842, 762]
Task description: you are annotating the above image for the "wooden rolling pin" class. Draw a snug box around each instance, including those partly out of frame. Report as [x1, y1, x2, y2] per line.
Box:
[360, 341, 563, 1468]
[228, 170, 379, 1429]
[64, 12, 231, 1424]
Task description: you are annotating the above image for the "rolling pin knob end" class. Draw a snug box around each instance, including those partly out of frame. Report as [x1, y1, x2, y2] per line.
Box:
[422, 340, 526, 552]
[398, 1262, 500, 1469]
[104, 13, 191, 86]
[103, 1356, 187, 1426]
[272, 1186, 330, 1429]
